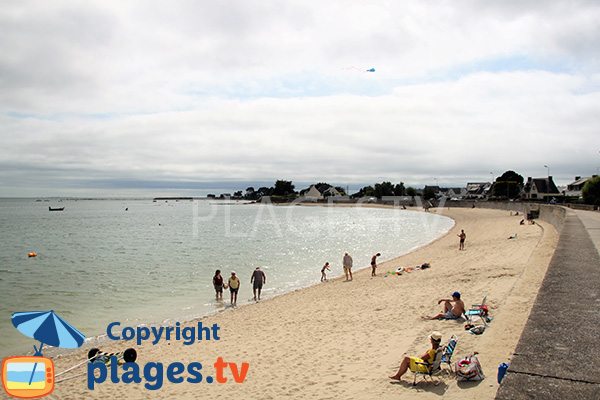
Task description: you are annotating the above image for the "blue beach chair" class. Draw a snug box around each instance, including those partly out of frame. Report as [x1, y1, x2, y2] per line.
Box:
[464, 296, 488, 325]
[441, 335, 458, 373]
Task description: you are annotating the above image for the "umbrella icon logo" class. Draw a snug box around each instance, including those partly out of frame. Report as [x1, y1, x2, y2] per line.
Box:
[2, 311, 85, 399]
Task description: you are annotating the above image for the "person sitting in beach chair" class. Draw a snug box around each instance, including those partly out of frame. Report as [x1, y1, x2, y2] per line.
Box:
[389, 331, 443, 384]
[429, 291, 465, 320]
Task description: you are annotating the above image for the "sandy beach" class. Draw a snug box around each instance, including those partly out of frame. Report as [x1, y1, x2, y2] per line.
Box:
[42, 206, 558, 400]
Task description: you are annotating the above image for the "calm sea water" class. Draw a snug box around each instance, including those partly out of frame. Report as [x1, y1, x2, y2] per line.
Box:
[0, 198, 453, 358]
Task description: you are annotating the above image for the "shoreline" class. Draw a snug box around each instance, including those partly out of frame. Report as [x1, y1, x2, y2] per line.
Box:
[47, 206, 558, 399]
[28, 206, 453, 361]
[1, 202, 451, 361]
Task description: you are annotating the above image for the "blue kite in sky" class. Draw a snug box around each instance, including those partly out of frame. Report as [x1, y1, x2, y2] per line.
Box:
[343, 67, 376, 72]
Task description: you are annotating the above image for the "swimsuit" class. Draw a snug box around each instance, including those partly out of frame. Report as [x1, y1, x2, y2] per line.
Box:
[213, 276, 224, 293]
[445, 310, 460, 319]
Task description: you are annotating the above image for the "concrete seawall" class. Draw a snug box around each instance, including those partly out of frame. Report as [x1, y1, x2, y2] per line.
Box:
[539, 204, 567, 233]
[493, 206, 600, 399]
[436, 200, 566, 232]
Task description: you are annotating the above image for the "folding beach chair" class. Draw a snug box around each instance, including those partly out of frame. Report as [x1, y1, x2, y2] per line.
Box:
[411, 347, 444, 386]
[441, 335, 458, 373]
[464, 296, 488, 325]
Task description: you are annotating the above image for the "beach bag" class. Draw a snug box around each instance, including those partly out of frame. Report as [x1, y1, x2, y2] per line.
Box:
[469, 325, 486, 335]
[456, 354, 485, 381]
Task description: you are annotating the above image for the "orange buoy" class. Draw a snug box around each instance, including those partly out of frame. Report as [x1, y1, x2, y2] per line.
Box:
[28, 252, 37, 257]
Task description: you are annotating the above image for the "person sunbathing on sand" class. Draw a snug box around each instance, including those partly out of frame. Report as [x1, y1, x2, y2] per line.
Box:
[389, 331, 442, 381]
[429, 291, 465, 320]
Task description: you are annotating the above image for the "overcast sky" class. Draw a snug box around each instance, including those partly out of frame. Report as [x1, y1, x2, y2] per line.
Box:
[1, 1, 599, 197]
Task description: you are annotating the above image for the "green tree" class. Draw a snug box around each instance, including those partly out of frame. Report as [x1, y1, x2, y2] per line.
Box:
[582, 176, 600, 205]
[334, 186, 347, 196]
[423, 186, 436, 200]
[256, 186, 272, 197]
[406, 187, 417, 197]
[244, 187, 258, 200]
[351, 185, 375, 198]
[272, 180, 295, 196]
[394, 182, 406, 196]
[493, 170, 524, 199]
[374, 181, 395, 198]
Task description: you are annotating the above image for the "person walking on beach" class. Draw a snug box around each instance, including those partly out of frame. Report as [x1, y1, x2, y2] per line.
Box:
[228, 271, 240, 306]
[429, 291, 465, 320]
[213, 269, 225, 300]
[457, 229, 466, 250]
[371, 253, 381, 277]
[251, 266, 266, 301]
[343, 252, 353, 281]
[321, 262, 330, 282]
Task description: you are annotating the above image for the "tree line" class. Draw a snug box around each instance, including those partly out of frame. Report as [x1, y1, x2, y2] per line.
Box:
[220, 171, 600, 205]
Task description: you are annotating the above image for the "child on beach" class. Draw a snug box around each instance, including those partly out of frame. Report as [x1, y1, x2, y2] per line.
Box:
[321, 262, 330, 282]
[371, 253, 381, 277]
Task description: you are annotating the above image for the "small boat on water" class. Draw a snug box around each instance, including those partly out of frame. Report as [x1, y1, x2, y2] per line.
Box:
[49, 207, 65, 211]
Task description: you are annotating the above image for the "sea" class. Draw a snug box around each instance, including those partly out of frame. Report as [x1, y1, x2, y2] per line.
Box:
[0, 198, 453, 359]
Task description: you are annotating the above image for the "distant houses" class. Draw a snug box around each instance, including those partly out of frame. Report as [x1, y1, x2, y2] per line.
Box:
[440, 187, 466, 199]
[564, 176, 596, 199]
[465, 182, 493, 199]
[216, 173, 595, 204]
[427, 176, 566, 201]
[301, 184, 344, 201]
[522, 176, 560, 200]
[303, 185, 323, 200]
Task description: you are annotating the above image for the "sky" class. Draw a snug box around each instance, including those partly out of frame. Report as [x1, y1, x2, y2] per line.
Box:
[1, 0, 599, 197]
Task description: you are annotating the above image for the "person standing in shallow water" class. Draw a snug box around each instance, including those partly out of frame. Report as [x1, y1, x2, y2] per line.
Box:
[228, 271, 240, 305]
[343, 252, 353, 281]
[458, 229, 466, 250]
[213, 269, 224, 300]
[251, 266, 266, 301]
[321, 262, 330, 282]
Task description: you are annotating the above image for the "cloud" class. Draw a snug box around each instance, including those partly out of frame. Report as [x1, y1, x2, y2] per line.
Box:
[1, 1, 599, 196]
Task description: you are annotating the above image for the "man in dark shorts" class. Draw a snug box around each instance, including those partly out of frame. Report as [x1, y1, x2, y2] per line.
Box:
[228, 271, 240, 305]
[251, 266, 266, 301]
[458, 229, 466, 250]
[371, 253, 381, 277]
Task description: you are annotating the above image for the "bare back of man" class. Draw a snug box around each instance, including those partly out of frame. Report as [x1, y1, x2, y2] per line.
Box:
[429, 292, 465, 320]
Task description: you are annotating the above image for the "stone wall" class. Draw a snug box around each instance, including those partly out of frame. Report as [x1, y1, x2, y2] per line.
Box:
[539, 204, 568, 233]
